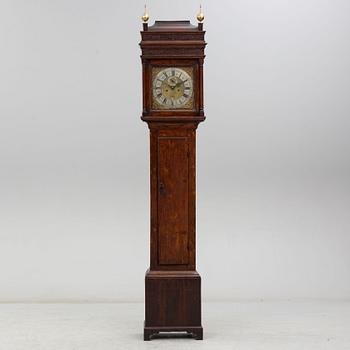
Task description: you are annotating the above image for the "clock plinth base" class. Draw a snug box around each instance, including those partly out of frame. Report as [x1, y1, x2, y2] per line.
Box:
[144, 324, 203, 341]
[144, 269, 202, 341]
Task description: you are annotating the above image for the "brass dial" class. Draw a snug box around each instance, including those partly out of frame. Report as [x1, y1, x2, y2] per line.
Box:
[152, 67, 193, 109]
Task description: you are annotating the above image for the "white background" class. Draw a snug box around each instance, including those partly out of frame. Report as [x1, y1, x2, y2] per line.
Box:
[0, 0, 349, 302]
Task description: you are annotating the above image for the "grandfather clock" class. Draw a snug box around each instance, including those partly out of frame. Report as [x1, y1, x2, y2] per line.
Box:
[140, 7, 206, 341]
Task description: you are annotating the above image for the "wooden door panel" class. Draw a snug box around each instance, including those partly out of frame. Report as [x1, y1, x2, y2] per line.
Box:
[158, 137, 189, 265]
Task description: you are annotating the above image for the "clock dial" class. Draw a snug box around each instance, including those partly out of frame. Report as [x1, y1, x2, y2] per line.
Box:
[152, 67, 193, 109]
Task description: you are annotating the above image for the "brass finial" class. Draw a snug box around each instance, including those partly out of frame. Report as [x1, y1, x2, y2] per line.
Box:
[197, 4, 204, 22]
[142, 4, 149, 23]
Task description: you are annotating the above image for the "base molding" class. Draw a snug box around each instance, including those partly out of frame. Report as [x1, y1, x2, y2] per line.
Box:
[144, 324, 203, 341]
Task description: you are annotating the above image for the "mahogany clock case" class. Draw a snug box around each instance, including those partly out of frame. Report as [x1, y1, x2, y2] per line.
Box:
[140, 20, 206, 341]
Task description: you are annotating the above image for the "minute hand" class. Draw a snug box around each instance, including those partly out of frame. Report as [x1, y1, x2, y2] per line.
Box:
[175, 79, 187, 87]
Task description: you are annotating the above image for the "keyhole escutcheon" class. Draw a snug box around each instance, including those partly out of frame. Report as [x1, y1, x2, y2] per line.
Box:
[159, 182, 165, 195]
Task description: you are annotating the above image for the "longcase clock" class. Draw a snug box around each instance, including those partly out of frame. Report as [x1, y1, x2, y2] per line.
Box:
[140, 17, 206, 341]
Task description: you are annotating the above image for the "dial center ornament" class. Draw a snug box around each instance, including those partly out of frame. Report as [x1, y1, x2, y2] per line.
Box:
[152, 67, 193, 109]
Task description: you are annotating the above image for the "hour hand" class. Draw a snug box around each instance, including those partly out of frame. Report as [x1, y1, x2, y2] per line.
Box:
[163, 81, 172, 90]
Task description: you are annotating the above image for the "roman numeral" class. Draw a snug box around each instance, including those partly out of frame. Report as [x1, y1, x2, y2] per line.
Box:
[183, 93, 189, 98]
